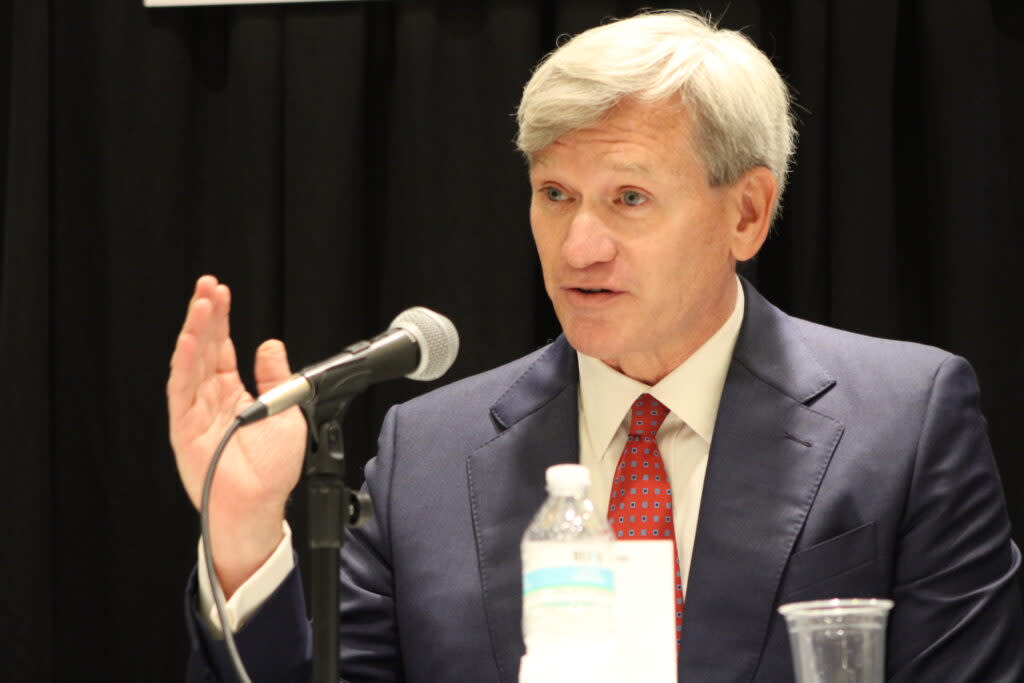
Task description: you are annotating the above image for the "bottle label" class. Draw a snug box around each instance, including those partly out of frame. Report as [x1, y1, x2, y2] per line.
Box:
[522, 544, 615, 609]
[523, 565, 615, 596]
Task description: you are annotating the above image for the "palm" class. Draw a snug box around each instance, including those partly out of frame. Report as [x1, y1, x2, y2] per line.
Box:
[175, 366, 305, 514]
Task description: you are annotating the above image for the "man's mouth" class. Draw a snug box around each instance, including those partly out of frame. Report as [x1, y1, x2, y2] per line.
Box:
[562, 286, 622, 308]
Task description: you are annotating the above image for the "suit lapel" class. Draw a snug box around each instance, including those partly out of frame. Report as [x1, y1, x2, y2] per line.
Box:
[467, 338, 579, 683]
[464, 284, 846, 682]
[679, 282, 844, 682]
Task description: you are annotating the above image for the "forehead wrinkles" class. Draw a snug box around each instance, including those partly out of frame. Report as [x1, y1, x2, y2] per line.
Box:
[532, 101, 696, 178]
[532, 133, 686, 182]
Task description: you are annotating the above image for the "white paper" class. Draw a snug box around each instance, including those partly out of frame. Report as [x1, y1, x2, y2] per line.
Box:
[613, 540, 677, 682]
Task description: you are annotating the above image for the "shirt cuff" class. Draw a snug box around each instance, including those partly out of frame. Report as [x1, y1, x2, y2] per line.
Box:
[196, 521, 295, 635]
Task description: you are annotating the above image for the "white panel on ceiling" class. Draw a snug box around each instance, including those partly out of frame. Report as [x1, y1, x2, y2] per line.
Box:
[145, 0, 374, 6]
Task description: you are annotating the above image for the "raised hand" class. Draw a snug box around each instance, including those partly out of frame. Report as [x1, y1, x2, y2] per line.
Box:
[168, 275, 307, 596]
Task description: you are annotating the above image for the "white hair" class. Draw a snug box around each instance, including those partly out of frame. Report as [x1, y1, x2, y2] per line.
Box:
[516, 10, 796, 220]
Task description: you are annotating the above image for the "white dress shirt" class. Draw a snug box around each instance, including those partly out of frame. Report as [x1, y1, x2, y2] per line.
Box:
[199, 281, 744, 632]
[577, 282, 744, 594]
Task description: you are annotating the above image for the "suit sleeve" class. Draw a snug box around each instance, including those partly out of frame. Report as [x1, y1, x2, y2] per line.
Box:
[184, 561, 312, 682]
[886, 355, 1024, 681]
[336, 405, 406, 681]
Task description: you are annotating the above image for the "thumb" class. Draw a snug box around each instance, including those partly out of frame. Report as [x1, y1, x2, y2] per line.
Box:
[254, 339, 294, 394]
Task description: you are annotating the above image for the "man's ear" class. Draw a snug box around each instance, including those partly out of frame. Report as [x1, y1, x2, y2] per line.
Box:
[728, 166, 777, 262]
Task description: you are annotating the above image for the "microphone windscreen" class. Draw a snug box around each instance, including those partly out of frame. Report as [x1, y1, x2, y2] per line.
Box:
[389, 307, 459, 381]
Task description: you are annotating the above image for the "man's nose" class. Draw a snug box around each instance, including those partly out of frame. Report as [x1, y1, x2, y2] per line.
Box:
[562, 205, 615, 269]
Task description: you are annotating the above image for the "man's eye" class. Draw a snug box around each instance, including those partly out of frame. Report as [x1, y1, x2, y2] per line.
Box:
[622, 190, 647, 206]
[544, 187, 567, 202]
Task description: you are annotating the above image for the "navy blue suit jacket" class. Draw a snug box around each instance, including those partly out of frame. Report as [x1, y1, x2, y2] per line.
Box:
[187, 280, 1024, 682]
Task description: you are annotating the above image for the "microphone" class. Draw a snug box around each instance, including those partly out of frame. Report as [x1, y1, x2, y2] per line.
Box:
[238, 307, 458, 424]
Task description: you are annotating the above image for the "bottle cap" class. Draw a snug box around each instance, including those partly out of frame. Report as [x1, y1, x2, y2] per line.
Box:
[545, 464, 590, 496]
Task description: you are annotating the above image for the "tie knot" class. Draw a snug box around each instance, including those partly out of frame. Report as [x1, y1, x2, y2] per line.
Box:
[628, 393, 668, 436]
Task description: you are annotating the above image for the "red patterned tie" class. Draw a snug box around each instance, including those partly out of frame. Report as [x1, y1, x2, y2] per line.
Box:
[607, 393, 683, 648]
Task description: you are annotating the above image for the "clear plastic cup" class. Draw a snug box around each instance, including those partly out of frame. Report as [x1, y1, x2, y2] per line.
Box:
[778, 598, 894, 683]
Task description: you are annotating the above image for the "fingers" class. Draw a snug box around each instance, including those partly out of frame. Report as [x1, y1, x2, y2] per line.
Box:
[179, 276, 219, 353]
[167, 332, 196, 424]
[191, 274, 220, 305]
[182, 278, 233, 381]
[168, 291, 215, 422]
[254, 339, 294, 395]
[211, 282, 238, 375]
[167, 275, 238, 422]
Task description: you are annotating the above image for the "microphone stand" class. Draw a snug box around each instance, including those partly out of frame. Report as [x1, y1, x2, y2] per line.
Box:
[303, 395, 372, 683]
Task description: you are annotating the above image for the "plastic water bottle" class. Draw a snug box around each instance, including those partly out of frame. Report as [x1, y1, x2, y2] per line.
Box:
[519, 464, 616, 683]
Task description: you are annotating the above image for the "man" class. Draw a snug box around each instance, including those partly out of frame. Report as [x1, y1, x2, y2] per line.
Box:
[171, 11, 1024, 682]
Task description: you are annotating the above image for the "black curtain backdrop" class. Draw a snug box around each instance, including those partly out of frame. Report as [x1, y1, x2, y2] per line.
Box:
[2, 0, 1022, 680]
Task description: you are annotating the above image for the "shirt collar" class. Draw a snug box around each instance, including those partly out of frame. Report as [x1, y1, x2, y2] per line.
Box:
[577, 278, 745, 457]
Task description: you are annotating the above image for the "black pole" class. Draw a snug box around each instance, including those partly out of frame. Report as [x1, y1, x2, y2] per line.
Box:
[300, 362, 376, 683]
[307, 417, 348, 683]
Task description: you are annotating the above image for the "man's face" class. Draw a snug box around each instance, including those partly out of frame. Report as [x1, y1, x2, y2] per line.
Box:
[529, 98, 746, 383]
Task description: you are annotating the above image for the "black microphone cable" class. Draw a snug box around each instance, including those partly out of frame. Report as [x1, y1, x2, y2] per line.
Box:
[199, 416, 252, 683]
